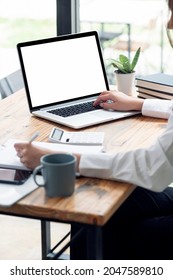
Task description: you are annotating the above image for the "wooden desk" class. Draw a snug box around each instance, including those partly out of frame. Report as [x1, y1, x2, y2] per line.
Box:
[0, 89, 167, 259]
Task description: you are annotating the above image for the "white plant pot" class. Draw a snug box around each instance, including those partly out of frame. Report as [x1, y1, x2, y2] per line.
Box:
[115, 71, 135, 96]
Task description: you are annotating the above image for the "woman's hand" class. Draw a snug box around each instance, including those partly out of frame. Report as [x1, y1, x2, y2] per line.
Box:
[14, 142, 81, 172]
[14, 142, 53, 170]
[94, 90, 144, 111]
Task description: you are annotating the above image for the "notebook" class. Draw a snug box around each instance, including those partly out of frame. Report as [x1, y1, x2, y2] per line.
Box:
[17, 31, 139, 129]
[0, 139, 105, 171]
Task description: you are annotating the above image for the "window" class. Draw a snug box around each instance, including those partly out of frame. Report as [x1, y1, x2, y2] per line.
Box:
[1, 0, 173, 81]
[79, 0, 173, 78]
[0, 0, 56, 77]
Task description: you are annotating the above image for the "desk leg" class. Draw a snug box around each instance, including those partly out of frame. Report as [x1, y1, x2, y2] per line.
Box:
[86, 225, 103, 260]
[41, 220, 51, 260]
[40, 222, 103, 260]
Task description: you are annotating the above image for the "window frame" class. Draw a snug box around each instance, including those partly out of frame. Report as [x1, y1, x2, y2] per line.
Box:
[56, 0, 79, 35]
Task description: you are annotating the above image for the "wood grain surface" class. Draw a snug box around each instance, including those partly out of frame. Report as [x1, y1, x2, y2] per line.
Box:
[0, 89, 167, 225]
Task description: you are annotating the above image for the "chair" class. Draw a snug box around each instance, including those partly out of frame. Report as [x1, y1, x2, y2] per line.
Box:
[0, 69, 24, 99]
[98, 29, 123, 49]
[81, 20, 124, 49]
[113, 17, 157, 55]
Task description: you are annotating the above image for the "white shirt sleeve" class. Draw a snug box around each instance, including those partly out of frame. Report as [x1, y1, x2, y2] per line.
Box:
[79, 111, 173, 192]
[142, 99, 173, 119]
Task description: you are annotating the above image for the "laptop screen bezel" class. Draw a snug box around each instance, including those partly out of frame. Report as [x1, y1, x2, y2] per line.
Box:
[17, 31, 110, 112]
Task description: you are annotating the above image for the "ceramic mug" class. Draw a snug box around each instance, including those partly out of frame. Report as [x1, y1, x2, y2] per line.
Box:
[33, 153, 76, 197]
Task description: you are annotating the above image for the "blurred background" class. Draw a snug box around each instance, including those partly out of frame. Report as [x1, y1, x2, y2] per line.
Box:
[0, 0, 173, 85]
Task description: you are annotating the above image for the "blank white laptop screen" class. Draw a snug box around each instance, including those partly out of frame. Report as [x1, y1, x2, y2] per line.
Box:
[17, 31, 139, 129]
[18, 34, 108, 108]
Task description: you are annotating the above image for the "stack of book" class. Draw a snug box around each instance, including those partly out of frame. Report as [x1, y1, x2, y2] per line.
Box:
[135, 73, 173, 100]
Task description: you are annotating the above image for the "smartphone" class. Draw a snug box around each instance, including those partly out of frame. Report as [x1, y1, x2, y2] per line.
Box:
[0, 168, 32, 185]
[49, 127, 104, 145]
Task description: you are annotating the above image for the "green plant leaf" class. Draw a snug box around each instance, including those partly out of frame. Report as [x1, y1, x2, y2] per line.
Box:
[109, 59, 127, 73]
[131, 47, 141, 71]
[108, 47, 141, 73]
[119, 55, 131, 72]
[119, 54, 129, 64]
[123, 61, 131, 72]
[119, 54, 131, 73]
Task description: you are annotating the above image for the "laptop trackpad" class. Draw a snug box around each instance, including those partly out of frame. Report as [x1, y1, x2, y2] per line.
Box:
[67, 110, 114, 127]
[92, 109, 137, 119]
[91, 109, 121, 119]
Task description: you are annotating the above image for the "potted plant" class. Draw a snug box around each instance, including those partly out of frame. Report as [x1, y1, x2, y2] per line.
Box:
[109, 47, 141, 95]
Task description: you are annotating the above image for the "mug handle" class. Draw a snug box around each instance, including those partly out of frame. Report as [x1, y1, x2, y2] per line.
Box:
[33, 165, 45, 187]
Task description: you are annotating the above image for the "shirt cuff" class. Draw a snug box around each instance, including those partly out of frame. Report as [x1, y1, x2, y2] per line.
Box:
[142, 99, 173, 119]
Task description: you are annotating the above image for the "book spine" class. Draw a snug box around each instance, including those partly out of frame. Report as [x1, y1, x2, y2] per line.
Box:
[136, 81, 173, 94]
[137, 88, 173, 100]
[136, 85, 173, 96]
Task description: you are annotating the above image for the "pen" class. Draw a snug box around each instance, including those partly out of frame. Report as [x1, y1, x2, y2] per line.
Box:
[29, 131, 40, 143]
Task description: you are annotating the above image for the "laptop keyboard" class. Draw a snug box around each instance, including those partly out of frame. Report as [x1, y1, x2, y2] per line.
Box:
[48, 101, 101, 118]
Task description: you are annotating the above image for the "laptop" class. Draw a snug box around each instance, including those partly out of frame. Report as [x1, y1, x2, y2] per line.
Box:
[17, 31, 139, 129]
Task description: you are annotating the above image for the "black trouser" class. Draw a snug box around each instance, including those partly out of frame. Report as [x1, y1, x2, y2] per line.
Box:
[70, 186, 173, 260]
